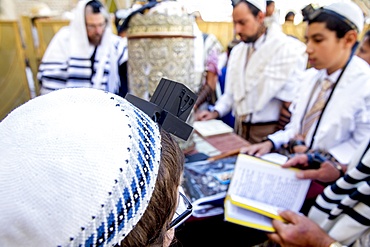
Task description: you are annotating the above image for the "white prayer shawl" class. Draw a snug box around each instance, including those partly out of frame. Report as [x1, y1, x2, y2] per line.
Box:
[308, 139, 370, 246]
[269, 56, 370, 164]
[38, 0, 127, 95]
[227, 27, 306, 117]
[193, 22, 205, 92]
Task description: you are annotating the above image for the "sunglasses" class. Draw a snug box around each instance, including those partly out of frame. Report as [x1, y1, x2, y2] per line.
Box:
[168, 189, 193, 229]
[307, 7, 358, 33]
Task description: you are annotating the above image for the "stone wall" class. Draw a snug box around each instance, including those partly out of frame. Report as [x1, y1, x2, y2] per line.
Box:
[15, 0, 77, 18]
[14, 0, 132, 18]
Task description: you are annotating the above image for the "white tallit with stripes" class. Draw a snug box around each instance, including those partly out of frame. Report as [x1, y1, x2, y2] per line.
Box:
[38, 0, 128, 95]
[226, 25, 307, 117]
[309, 139, 370, 246]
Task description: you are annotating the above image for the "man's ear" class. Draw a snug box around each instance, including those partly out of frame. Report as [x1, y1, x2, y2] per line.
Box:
[343, 30, 358, 49]
[257, 11, 265, 24]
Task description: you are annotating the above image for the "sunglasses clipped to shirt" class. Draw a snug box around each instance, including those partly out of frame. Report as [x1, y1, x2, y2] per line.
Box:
[168, 189, 193, 229]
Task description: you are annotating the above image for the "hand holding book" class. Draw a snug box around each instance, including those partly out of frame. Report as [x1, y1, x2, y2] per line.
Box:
[283, 153, 344, 183]
[267, 210, 338, 247]
[224, 154, 311, 232]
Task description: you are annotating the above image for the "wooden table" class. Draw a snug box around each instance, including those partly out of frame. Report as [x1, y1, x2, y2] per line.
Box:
[191, 131, 250, 160]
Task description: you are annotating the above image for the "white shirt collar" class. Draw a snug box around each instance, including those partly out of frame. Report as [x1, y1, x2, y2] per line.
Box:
[324, 69, 342, 83]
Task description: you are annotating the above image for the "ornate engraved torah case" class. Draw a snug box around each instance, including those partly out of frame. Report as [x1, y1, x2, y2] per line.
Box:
[127, 10, 197, 151]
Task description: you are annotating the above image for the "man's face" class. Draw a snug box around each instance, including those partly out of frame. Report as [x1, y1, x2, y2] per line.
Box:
[85, 12, 106, 46]
[305, 22, 349, 74]
[266, 2, 275, 17]
[356, 36, 370, 65]
[232, 3, 264, 43]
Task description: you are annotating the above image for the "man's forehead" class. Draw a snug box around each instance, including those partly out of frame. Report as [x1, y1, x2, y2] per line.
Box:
[85, 12, 105, 23]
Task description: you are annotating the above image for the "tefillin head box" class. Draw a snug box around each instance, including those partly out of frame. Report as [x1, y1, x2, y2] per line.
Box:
[126, 78, 197, 141]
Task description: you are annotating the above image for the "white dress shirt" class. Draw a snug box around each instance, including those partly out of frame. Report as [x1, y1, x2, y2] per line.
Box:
[214, 25, 307, 124]
[269, 56, 370, 164]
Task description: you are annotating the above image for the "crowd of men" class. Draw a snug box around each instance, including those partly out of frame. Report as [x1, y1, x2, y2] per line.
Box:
[1, 0, 370, 246]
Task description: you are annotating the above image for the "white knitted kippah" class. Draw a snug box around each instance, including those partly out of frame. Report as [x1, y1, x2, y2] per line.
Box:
[0, 88, 162, 247]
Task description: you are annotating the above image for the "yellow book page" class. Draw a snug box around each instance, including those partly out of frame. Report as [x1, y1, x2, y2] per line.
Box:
[224, 154, 311, 230]
[224, 199, 275, 232]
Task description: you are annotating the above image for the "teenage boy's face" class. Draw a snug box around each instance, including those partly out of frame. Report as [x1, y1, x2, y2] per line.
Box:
[305, 22, 348, 74]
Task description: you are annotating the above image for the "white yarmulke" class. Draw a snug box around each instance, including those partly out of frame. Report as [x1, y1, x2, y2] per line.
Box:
[246, 0, 266, 13]
[0, 88, 162, 247]
[324, 1, 364, 33]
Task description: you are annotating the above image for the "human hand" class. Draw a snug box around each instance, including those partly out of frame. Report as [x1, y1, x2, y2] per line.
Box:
[239, 141, 273, 157]
[267, 210, 336, 247]
[292, 145, 308, 154]
[295, 161, 342, 183]
[282, 155, 341, 183]
[195, 110, 218, 121]
[282, 154, 309, 169]
[286, 137, 308, 154]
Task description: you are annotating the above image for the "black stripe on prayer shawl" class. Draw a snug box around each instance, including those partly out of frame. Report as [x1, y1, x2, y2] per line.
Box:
[91, 66, 109, 75]
[70, 57, 91, 61]
[327, 204, 349, 220]
[38, 68, 68, 73]
[113, 39, 120, 49]
[42, 85, 65, 91]
[42, 76, 67, 83]
[319, 191, 342, 204]
[117, 47, 127, 64]
[332, 191, 370, 213]
[91, 62, 110, 74]
[330, 183, 357, 195]
[113, 37, 126, 52]
[68, 75, 91, 81]
[343, 174, 365, 185]
[312, 201, 332, 214]
[69, 65, 91, 69]
[40, 62, 66, 65]
[38, 68, 67, 75]
[345, 208, 370, 225]
[357, 161, 370, 175]
[92, 58, 111, 65]
[348, 189, 370, 206]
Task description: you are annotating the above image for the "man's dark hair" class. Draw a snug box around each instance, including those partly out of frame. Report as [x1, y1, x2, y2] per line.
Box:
[86, 0, 104, 13]
[266, 1, 274, 6]
[232, 1, 260, 17]
[308, 12, 354, 39]
[365, 30, 370, 44]
[285, 11, 295, 21]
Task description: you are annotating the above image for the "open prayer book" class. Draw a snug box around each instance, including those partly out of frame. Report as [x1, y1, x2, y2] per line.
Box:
[193, 119, 234, 137]
[224, 154, 311, 232]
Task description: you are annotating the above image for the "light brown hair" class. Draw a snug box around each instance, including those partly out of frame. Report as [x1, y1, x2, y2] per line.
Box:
[120, 129, 184, 246]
